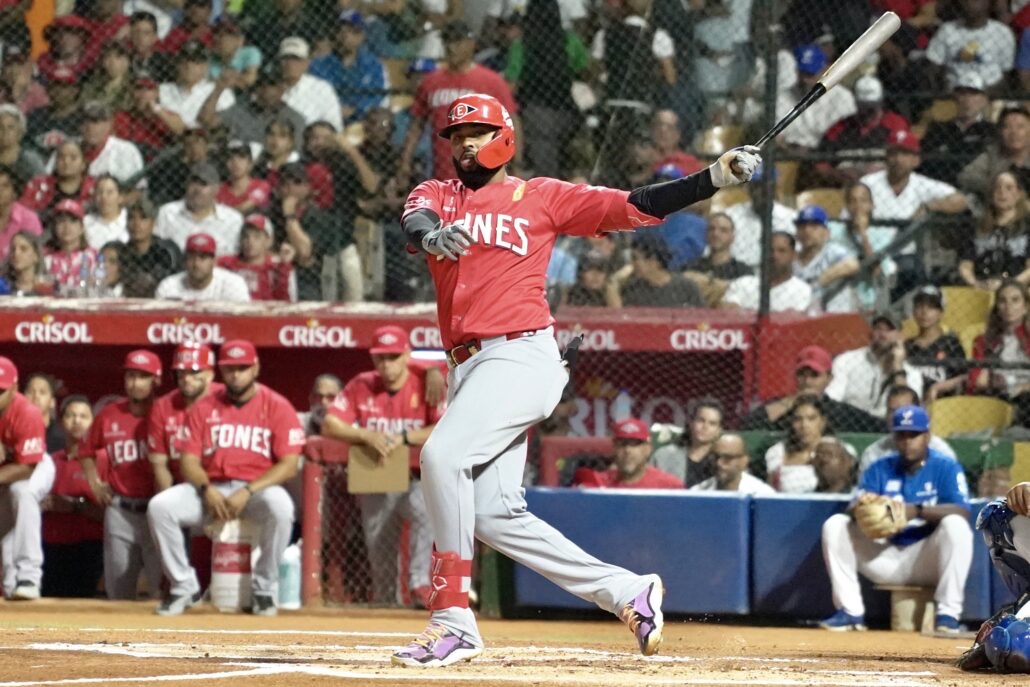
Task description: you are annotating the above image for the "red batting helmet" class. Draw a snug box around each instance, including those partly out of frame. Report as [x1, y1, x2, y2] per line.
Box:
[438, 93, 515, 169]
[172, 343, 215, 371]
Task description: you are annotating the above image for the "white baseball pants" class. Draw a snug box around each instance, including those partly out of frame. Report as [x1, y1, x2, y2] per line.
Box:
[147, 481, 294, 597]
[358, 479, 432, 604]
[104, 499, 162, 599]
[0, 454, 54, 596]
[822, 512, 973, 618]
[419, 329, 650, 644]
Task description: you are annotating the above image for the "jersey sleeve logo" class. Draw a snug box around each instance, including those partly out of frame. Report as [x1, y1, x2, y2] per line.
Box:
[288, 428, 306, 446]
[20, 437, 42, 455]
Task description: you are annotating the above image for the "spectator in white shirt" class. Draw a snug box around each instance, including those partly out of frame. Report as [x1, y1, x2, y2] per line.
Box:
[925, 0, 1017, 90]
[155, 231, 251, 302]
[73, 101, 144, 186]
[158, 39, 235, 128]
[723, 165, 796, 267]
[721, 231, 813, 312]
[278, 37, 343, 132]
[154, 162, 243, 256]
[690, 434, 775, 495]
[793, 205, 859, 313]
[83, 174, 128, 250]
[782, 44, 856, 149]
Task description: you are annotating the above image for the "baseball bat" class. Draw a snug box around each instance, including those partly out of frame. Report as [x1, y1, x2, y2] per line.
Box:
[754, 12, 902, 147]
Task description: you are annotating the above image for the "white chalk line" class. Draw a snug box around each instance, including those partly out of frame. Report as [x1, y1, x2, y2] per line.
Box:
[14, 627, 413, 638]
[0, 666, 292, 687]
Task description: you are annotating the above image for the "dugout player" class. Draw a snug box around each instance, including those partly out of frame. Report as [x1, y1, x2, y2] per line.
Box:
[322, 325, 443, 607]
[0, 356, 54, 601]
[80, 350, 163, 600]
[148, 343, 221, 492]
[392, 93, 761, 667]
[147, 339, 304, 616]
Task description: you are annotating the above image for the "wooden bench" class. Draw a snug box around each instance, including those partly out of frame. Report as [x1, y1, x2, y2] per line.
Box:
[875, 584, 935, 632]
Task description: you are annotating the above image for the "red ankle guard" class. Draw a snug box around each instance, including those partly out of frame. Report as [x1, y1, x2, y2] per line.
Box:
[427, 550, 473, 610]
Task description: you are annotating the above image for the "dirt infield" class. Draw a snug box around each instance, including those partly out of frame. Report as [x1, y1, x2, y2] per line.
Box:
[0, 599, 1015, 686]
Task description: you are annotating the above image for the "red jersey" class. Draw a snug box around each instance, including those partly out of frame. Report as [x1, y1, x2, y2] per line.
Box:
[217, 178, 271, 211]
[43, 448, 104, 545]
[574, 465, 684, 489]
[20, 175, 96, 213]
[180, 383, 306, 482]
[403, 176, 660, 347]
[82, 398, 153, 499]
[158, 26, 213, 53]
[262, 163, 333, 210]
[0, 393, 46, 466]
[411, 66, 518, 181]
[148, 382, 225, 483]
[217, 255, 295, 301]
[328, 369, 445, 434]
[113, 111, 175, 158]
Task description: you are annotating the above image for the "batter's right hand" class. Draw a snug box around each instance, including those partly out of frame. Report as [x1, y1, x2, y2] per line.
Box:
[203, 486, 232, 522]
[422, 221, 472, 260]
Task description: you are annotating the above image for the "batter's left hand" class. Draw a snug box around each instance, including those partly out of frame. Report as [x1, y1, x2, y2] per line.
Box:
[225, 488, 251, 518]
[710, 146, 762, 187]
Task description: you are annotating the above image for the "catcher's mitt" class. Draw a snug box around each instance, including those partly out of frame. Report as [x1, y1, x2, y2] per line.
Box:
[853, 493, 907, 539]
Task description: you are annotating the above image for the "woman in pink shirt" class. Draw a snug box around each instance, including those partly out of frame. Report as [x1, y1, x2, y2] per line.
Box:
[0, 165, 42, 262]
[43, 199, 97, 294]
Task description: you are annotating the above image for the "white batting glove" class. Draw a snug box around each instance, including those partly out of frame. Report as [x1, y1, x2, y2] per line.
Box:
[709, 145, 762, 187]
[422, 221, 473, 260]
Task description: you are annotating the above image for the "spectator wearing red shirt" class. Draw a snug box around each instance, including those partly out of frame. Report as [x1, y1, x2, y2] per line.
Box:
[79, 350, 163, 600]
[217, 140, 270, 213]
[157, 0, 214, 54]
[573, 418, 685, 489]
[40, 395, 106, 598]
[649, 109, 703, 177]
[84, 0, 130, 68]
[21, 140, 96, 227]
[148, 340, 304, 616]
[217, 214, 297, 301]
[43, 199, 97, 295]
[398, 20, 519, 182]
[37, 15, 96, 81]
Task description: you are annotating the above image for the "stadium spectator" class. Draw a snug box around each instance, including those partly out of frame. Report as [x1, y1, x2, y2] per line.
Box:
[925, 0, 1017, 91]
[397, 20, 519, 182]
[147, 127, 213, 206]
[812, 75, 908, 188]
[690, 0, 750, 102]
[158, 0, 214, 54]
[1, 45, 47, 116]
[159, 40, 234, 129]
[298, 373, 342, 436]
[0, 167, 42, 260]
[958, 107, 1030, 203]
[278, 37, 343, 132]
[120, 196, 182, 297]
[155, 231, 251, 302]
[764, 394, 841, 494]
[813, 437, 857, 495]
[208, 16, 261, 88]
[43, 200, 97, 294]
[252, 118, 302, 189]
[648, 110, 703, 177]
[573, 417, 684, 489]
[37, 15, 95, 80]
[561, 252, 609, 307]
[81, 42, 134, 113]
[690, 434, 775, 495]
[905, 285, 968, 402]
[611, 231, 704, 308]
[84, 175, 128, 250]
[792, 205, 859, 313]
[919, 73, 994, 186]
[154, 162, 243, 256]
[113, 73, 185, 163]
[968, 279, 1030, 424]
[40, 395, 103, 598]
[722, 165, 796, 268]
[739, 345, 883, 433]
[819, 404, 972, 633]
[720, 231, 813, 312]
[483, 0, 588, 39]
[98, 241, 124, 297]
[309, 11, 387, 125]
[84, 0, 129, 68]
[1, 231, 48, 296]
[782, 44, 856, 150]
[247, 0, 323, 63]
[20, 141, 95, 227]
[958, 170, 1030, 289]
[218, 214, 297, 301]
[25, 66, 83, 157]
[0, 105, 43, 182]
[545, 241, 578, 305]
[826, 312, 925, 418]
[218, 141, 270, 214]
[650, 398, 723, 488]
[303, 119, 379, 213]
[76, 101, 145, 186]
[642, 165, 707, 271]
[126, 11, 174, 83]
[1021, 27, 1030, 91]
[199, 65, 306, 148]
[858, 385, 957, 474]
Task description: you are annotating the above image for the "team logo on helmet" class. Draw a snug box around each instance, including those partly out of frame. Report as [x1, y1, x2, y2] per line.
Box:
[448, 102, 479, 122]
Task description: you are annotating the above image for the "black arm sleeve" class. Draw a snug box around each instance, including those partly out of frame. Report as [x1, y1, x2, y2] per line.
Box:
[401, 208, 441, 253]
[627, 167, 718, 220]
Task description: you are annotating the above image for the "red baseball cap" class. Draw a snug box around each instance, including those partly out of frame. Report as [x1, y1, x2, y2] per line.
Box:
[53, 198, 84, 220]
[796, 345, 832, 374]
[185, 232, 217, 255]
[243, 213, 273, 238]
[888, 129, 920, 153]
[172, 343, 215, 371]
[123, 349, 162, 377]
[613, 417, 649, 442]
[219, 339, 258, 366]
[369, 325, 410, 355]
[0, 356, 18, 390]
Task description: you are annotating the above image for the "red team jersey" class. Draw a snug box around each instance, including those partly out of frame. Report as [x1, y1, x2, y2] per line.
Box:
[217, 256, 295, 301]
[403, 176, 660, 348]
[43, 448, 104, 544]
[216, 179, 271, 212]
[148, 383, 225, 484]
[82, 399, 153, 499]
[411, 66, 518, 181]
[0, 393, 46, 466]
[179, 383, 306, 482]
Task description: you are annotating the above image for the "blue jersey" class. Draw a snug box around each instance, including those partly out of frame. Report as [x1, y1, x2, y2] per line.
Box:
[858, 447, 970, 546]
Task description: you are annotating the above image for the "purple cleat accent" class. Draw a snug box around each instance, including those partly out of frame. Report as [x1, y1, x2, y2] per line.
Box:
[619, 574, 665, 656]
[391, 622, 483, 668]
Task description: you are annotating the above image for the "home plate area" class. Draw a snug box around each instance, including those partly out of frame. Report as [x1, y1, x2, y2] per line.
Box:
[0, 601, 1015, 686]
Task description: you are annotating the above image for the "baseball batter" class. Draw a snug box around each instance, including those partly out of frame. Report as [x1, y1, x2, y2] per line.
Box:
[392, 93, 761, 667]
[147, 339, 304, 616]
[322, 325, 444, 607]
[80, 350, 163, 600]
[0, 356, 53, 600]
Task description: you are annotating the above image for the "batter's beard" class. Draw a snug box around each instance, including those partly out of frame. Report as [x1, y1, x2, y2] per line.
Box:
[453, 157, 501, 189]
